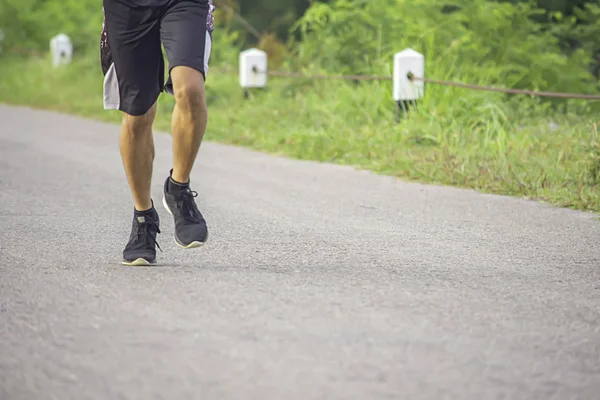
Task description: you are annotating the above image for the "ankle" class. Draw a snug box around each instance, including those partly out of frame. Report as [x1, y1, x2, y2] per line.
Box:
[168, 176, 189, 195]
[135, 199, 154, 213]
[170, 169, 189, 185]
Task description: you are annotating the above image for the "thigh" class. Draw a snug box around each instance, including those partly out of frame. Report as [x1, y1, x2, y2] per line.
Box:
[160, 0, 215, 95]
[101, 0, 164, 116]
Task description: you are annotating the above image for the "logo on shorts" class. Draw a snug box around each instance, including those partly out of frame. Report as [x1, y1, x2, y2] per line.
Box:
[207, 0, 215, 33]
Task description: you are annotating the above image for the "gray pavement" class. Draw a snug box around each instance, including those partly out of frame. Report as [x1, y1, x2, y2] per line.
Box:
[0, 104, 599, 400]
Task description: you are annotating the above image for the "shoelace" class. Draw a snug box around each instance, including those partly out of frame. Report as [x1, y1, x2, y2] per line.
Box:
[176, 189, 203, 223]
[136, 220, 163, 252]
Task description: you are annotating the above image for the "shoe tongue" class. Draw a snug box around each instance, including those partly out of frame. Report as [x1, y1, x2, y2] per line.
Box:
[137, 216, 147, 223]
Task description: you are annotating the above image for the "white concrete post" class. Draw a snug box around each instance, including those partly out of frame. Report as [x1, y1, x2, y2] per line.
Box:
[50, 33, 73, 67]
[239, 48, 268, 89]
[393, 48, 424, 102]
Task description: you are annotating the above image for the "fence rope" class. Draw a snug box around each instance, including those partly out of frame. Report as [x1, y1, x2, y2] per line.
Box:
[408, 73, 600, 100]
[242, 66, 600, 100]
[265, 69, 392, 81]
[6, 45, 598, 100]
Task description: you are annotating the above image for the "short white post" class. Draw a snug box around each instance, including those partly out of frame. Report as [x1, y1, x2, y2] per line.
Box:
[50, 33, 73, 67]
[239, 48, 268, 93]
[393, 48, 424, 114]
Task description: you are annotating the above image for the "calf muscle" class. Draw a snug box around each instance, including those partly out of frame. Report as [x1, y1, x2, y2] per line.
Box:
[170, 66, 208, 184]
[120, 102, 157, 212]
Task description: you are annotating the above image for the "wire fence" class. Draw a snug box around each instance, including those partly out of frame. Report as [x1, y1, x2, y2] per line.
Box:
[7, 1, 598, 102]
[408, 74, 600, 100]
[214, 1, 600, 102]
[229, 66, 600, 101]
[7, 42, 600, 101]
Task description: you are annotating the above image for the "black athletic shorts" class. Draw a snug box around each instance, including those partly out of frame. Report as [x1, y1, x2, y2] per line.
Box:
[100, 0, 215, 116]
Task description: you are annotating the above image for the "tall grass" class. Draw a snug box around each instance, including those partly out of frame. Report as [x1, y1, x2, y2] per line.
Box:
[1, 48, 599, 212]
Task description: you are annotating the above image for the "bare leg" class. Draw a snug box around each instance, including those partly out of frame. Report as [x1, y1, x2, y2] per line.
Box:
[162, 66, 209, 248]
[120, 102, 157, 211]
[169, 66, 208, 184]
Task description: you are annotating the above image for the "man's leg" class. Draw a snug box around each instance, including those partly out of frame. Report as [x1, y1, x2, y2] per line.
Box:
[162, 0, 213, 184]
[169, 66, 207, 185]
[159, 0, 213, 248]
[120, 102, 157, 212]
[102, 1, 165, 264]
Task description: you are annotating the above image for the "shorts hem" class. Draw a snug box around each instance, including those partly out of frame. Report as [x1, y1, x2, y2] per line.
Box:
[163, 29, 212, 95]
[104, 98, 159, 117]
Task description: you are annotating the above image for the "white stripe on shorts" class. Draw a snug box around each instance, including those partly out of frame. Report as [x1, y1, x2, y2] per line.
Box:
[204, 32, 212, 75]
[103, 63, 120, 110]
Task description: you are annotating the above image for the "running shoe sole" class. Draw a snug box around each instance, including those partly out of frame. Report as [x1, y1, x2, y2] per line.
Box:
[122, 257, 156, 266]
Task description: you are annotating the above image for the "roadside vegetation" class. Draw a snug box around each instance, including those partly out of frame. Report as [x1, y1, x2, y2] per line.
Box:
[2, 0, 600, 211]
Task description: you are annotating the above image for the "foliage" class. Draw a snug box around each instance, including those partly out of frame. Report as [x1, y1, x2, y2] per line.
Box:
[547, 1, 600, 76]
[290, 0, 598, 96]
[0, 0, 101, 53]
[1, 0, 600, 212]
[223, 0, 312, 41]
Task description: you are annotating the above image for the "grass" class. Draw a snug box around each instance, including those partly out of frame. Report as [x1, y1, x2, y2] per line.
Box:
[2, 51, 600, 212]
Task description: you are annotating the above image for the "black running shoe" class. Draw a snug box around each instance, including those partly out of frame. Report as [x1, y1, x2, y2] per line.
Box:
[122, 206, 162, 266]
[162, 172, 208, 248]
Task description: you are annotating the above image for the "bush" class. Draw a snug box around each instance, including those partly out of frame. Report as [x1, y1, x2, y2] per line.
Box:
[289, 0, 599, 97]
[0, 0, 102, 53]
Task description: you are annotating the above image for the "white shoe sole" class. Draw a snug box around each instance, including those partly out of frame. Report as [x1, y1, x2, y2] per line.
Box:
[122, 258, 156, 266]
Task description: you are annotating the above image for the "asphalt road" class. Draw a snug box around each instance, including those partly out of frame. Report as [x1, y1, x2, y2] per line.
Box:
[1, 104, 599, 400]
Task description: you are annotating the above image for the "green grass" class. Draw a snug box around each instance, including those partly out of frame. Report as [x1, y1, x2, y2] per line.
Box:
[2, 51, 600, 212]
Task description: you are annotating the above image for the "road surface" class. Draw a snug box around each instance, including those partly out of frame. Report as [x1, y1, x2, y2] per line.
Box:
[1, 104, 599, 399]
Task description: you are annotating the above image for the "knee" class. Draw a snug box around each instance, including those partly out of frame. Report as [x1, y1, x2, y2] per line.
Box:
[122, 107, 156, 138]
[174, 83, 206, 112]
